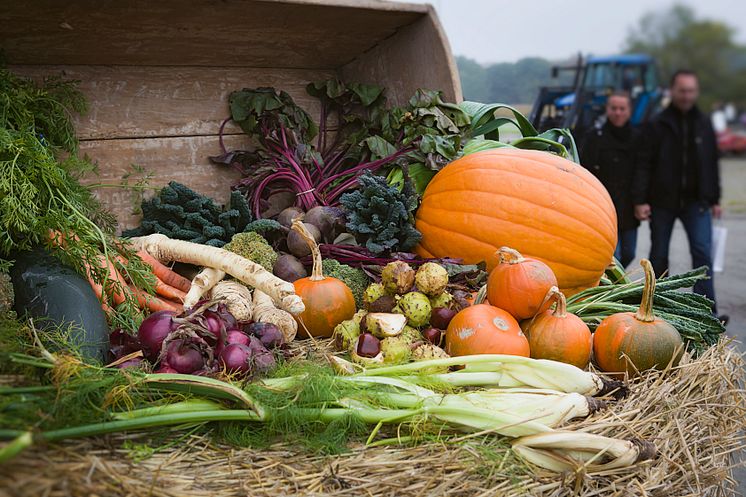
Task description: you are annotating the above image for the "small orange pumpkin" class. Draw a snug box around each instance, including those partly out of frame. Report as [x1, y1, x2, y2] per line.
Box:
[292, 220, 356, 338]
[593, 259, 684, 377]
[445, 304, 529, 357]
[486, 247, 558, 320]
[525, 286, 592, 368]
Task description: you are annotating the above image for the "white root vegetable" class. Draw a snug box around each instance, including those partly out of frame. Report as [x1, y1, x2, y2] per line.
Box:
[210, 281, 253, 321]
[131, 234, 304, 315]
[184, 268, 225, 308]
[253, 289, 297, 342]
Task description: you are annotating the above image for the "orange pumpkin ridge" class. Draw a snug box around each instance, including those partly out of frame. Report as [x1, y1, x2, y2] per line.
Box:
[592, 259, 684, 377]
[291, 219, 356, 338]
[415, 148, 617, 294]
[525, 286, 592, 369]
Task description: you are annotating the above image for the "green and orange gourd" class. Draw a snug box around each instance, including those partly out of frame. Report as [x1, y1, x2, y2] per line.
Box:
[415, 148, 617, 295]
[593, 259, 684, 376]
[291, 219, 356, 338]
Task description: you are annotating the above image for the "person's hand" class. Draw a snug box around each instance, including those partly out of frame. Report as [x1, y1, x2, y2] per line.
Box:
[635, 204, 651, 221]
[712, 204, 722, 219]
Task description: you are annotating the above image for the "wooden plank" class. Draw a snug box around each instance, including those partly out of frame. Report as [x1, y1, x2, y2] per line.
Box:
[79, 134, 247, 230]
[0, 0, 423, 69]
[10, 65, 335, 140]
[340, 8, 462, 105]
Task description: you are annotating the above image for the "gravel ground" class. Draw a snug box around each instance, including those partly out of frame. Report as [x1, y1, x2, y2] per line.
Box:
[630, 156, 746, 494]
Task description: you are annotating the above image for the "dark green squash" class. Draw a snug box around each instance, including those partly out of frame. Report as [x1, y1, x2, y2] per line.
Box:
[10, 249, 109, 363]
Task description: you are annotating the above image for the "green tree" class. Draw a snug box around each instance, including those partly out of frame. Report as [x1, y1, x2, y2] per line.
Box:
[625, 4, 746, 108]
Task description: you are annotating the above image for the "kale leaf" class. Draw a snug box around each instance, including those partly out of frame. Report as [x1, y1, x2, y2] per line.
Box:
[339, 172, 421, 254]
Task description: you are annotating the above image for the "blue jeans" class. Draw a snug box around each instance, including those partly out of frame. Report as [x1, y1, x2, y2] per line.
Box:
[614, 228, 638, 268]
[649, 202, 717, 312]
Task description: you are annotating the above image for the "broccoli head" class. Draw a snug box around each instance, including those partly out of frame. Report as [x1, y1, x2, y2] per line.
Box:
[224, 232, 278, 271]
[321, 259, 370, 308]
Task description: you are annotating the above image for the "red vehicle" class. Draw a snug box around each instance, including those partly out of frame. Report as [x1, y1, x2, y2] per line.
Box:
[717, 129, 746, 155]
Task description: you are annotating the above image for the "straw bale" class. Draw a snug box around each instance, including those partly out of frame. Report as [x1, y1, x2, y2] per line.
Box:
[1, 340, 743, 496]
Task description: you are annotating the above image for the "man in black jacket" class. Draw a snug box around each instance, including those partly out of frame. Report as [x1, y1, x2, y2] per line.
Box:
[632, 70, 723, 314]
[580, 91, 640, 268]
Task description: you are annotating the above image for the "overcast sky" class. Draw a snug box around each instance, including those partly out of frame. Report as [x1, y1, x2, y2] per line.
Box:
[397, 0, 746, 64]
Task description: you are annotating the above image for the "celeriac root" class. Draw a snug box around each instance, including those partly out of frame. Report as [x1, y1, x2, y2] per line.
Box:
[210, 281, 253, 321]
[184, 268, 225, 309]
[253, 289, 297, 342]
[131, 234, 304, 315]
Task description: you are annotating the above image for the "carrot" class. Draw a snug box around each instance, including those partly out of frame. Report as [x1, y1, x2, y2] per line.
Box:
[130, 284, 183, 313]
[136, 250, 191, 293]
[154, 278, 187, 303]
[85, 273, 114, 314]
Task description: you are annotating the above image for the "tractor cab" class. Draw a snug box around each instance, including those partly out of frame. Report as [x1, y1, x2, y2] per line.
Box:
[530, 54, 662, 138]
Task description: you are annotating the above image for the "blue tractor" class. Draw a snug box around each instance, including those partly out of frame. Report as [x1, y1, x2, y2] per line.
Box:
[529, 54, 663, 137]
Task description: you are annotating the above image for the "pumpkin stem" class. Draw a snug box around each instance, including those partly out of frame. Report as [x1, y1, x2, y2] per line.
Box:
[547, 286, 567, 318]
[291, 218, 324, 281]
[497, 247, 525, 265]
[635, 259, 656, 322]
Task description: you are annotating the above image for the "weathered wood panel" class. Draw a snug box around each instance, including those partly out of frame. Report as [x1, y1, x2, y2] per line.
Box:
[340, 8, 463, 105]
[79, 134, 247, 230]
[0, 0, 423, 69]
[10, 66, 334, 140]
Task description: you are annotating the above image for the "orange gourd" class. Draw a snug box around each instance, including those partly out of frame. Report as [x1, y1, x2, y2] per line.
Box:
[486, 247, 557, 320]
[593, 259, 684, 377]
[445, 304, 529, 357]
[415, 148, 617, 295]
[291, 220, 356, 338]
[525, 286, 592, 369]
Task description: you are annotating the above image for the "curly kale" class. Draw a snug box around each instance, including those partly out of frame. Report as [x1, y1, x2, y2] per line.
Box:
[339, 172, 421, 255]
[224, 232, 278, 272]
[123, 183, 253, 247]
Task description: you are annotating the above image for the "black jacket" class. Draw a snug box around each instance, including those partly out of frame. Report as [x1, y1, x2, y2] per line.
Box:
[580, 121, 640, 231]
[631, 105, 721, 209]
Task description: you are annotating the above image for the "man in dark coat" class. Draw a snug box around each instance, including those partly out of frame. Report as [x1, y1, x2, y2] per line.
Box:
[580, 91, 640, 268]
[632, 70, 723, 316]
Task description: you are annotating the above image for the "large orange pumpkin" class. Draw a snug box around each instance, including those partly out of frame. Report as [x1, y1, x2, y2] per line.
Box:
[415, 148, 617, 295]
[291, 220, 356, 338]
[445, 304, 529, 357]
[525, 286, 592, 369]
[486, 247, 557, 320]
[592, 260, 683, 377]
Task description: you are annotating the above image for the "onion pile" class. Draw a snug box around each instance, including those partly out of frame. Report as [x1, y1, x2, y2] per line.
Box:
[109, 302, 285, 378]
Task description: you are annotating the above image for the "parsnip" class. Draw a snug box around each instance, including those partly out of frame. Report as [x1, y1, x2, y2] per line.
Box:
[184, 268, 225, 308]
[130, 234, 304, 315]
[252, 289, 297, 342]
[210, 280, 253, 321]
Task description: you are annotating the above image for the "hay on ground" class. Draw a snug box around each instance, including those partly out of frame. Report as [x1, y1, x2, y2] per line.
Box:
[0, 340, 744, 496]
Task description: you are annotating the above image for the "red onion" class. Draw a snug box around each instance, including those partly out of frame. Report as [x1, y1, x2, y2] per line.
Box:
[138, 311, 179, 360]
[226, 329, 251, 346]
[163, 339, 205, 374]
[155, 365, 178, 374]
[219, 343, 254, 374]
[247, 322, 285, 349]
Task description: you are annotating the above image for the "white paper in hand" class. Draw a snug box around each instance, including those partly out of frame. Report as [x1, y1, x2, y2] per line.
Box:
[712, 224, 727, 273]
